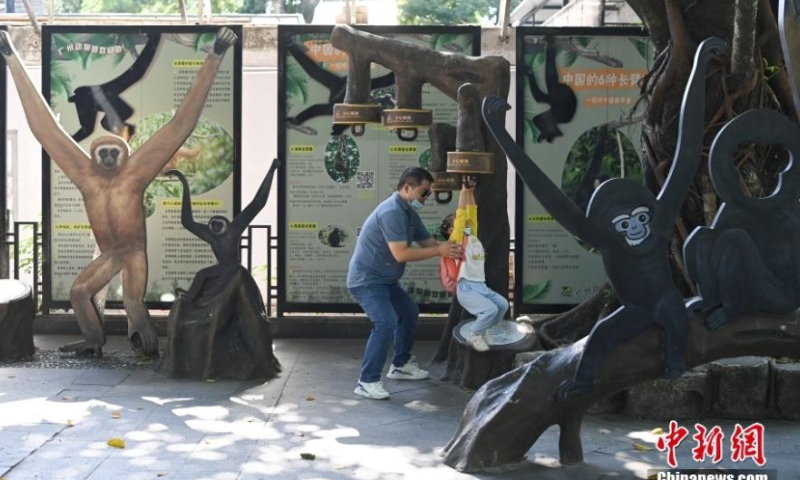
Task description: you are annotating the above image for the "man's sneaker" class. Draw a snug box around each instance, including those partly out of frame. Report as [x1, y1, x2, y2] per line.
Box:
[468, 332, 490, 352]
[387, 358, 430, 380]
[354, 381, 390, 400]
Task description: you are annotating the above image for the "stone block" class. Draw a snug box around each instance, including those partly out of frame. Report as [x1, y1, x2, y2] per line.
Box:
[710, 356, 769, 419]
[626, 368, 711, 421]
[0, 279, 35, 361]
[774, 362, 800, 421]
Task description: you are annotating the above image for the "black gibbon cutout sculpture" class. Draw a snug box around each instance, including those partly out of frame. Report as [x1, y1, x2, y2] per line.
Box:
[483, 37, 725, 399]
[683, 110, 800, 330]
[572, 124, 610, 212]
[286, 42, 395, 136]
[0, 28, 238, 357]
[68, 33, 161, 141]
[159, 160, 281, 381]
[682, 0, 800, 332]
[168, 159, 279, 301]
[525, 36, 578, 143]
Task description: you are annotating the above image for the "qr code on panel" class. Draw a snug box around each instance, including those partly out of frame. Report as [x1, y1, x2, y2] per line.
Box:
[356, 171, 375, 189]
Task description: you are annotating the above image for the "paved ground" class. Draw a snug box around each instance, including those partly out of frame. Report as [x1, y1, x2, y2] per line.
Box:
[0, 336, 796, 480]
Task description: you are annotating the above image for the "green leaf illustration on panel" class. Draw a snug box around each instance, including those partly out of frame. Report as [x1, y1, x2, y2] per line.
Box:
[429, 33, 472, 53]
[324, 134, 360, 183]
[49, 60, 73, 104]
[418, 148, 431, 170]
[286, 56, 310, 106]
[132, 114, 234, 218]
[523, 281, 551, 302]
[574, 36, 591, 48]
[193, 33, 217, 52]
[526, 52, 545, 71]
[629, 38, 652, 61]
[561, 50, 578, 68]
[523, 92, 539, 143]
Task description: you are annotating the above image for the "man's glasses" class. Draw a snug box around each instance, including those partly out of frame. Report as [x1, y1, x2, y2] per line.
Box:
[418, 188, 432, 199]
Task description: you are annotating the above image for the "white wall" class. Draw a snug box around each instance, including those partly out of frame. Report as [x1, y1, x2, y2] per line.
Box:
[6, 66, 44, 224]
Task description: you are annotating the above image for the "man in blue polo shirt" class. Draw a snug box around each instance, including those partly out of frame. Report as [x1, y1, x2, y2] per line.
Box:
[348, 167, 462, 400]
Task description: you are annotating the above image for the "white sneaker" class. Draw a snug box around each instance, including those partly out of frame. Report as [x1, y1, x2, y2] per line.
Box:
[387, 357, 430, 380]
[354, 381, 390, 400]
[468, 333, 490, 352]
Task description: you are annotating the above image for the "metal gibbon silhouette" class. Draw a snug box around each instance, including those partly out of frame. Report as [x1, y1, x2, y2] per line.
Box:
[483, 38, 725, 399]
[167, 159, 279, 302]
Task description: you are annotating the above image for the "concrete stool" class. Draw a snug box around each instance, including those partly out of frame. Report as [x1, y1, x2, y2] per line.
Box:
[0, 279, 35, 361]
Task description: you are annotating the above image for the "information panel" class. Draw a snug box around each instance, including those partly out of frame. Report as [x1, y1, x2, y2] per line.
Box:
[42, 25, 242, 309]
[278, 26, 480, 313]
[517, 27, 653, 313]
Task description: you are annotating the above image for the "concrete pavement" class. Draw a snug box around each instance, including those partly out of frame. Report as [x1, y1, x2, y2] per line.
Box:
[0, 336, 797, 480]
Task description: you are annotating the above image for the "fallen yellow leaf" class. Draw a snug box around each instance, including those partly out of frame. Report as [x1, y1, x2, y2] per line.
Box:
[633, 443, 653, 451]
[305, 395, 315, 402]
[300, 452, 316, 460]
[111, 411, 121, 419]
[66, 420, 75, 427]
[107, 438, 126, 449]
[650, 427, 664, 435]
[62, 396, 76, 402]
[205, 378, 218, 383]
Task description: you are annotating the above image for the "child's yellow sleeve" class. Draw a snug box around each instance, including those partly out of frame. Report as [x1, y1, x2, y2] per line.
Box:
[448, 208, 468, 243]
[467, 204, 478, 236]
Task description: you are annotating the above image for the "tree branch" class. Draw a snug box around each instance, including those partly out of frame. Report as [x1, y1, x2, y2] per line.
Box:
[731, 0, 760, 87]
[757, 0, 799, 121]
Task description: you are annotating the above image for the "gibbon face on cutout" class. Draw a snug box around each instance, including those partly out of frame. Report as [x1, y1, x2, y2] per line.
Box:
[90, 135, 130, 170]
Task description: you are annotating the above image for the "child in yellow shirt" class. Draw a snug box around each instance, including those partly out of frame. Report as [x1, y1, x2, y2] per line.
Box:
[440, 177, 509, 351]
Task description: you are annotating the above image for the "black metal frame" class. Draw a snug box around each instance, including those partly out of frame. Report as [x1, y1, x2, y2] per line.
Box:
[6, 220, 270, 315]
[40, 24, 243, 313]
[6, 222, 43, 302]
[277, 25, 481, 315]
[515, 26, 648, 314]
[1, 25, 7, 276]
[239, 224, 277, 317]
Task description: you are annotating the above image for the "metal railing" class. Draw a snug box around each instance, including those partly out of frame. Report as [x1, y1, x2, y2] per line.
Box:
[239, 224, 278, 317]
[5, 221, 43, 303]
[5, 221, 515, 317]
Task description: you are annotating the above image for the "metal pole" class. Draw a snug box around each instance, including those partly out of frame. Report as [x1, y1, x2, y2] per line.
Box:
[176, 0, 188, 24]
[344, 0, 353, 24]
[19, 0, 40, 34]
[497, 0, 512, 42]
[267, 225, 272, 317]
